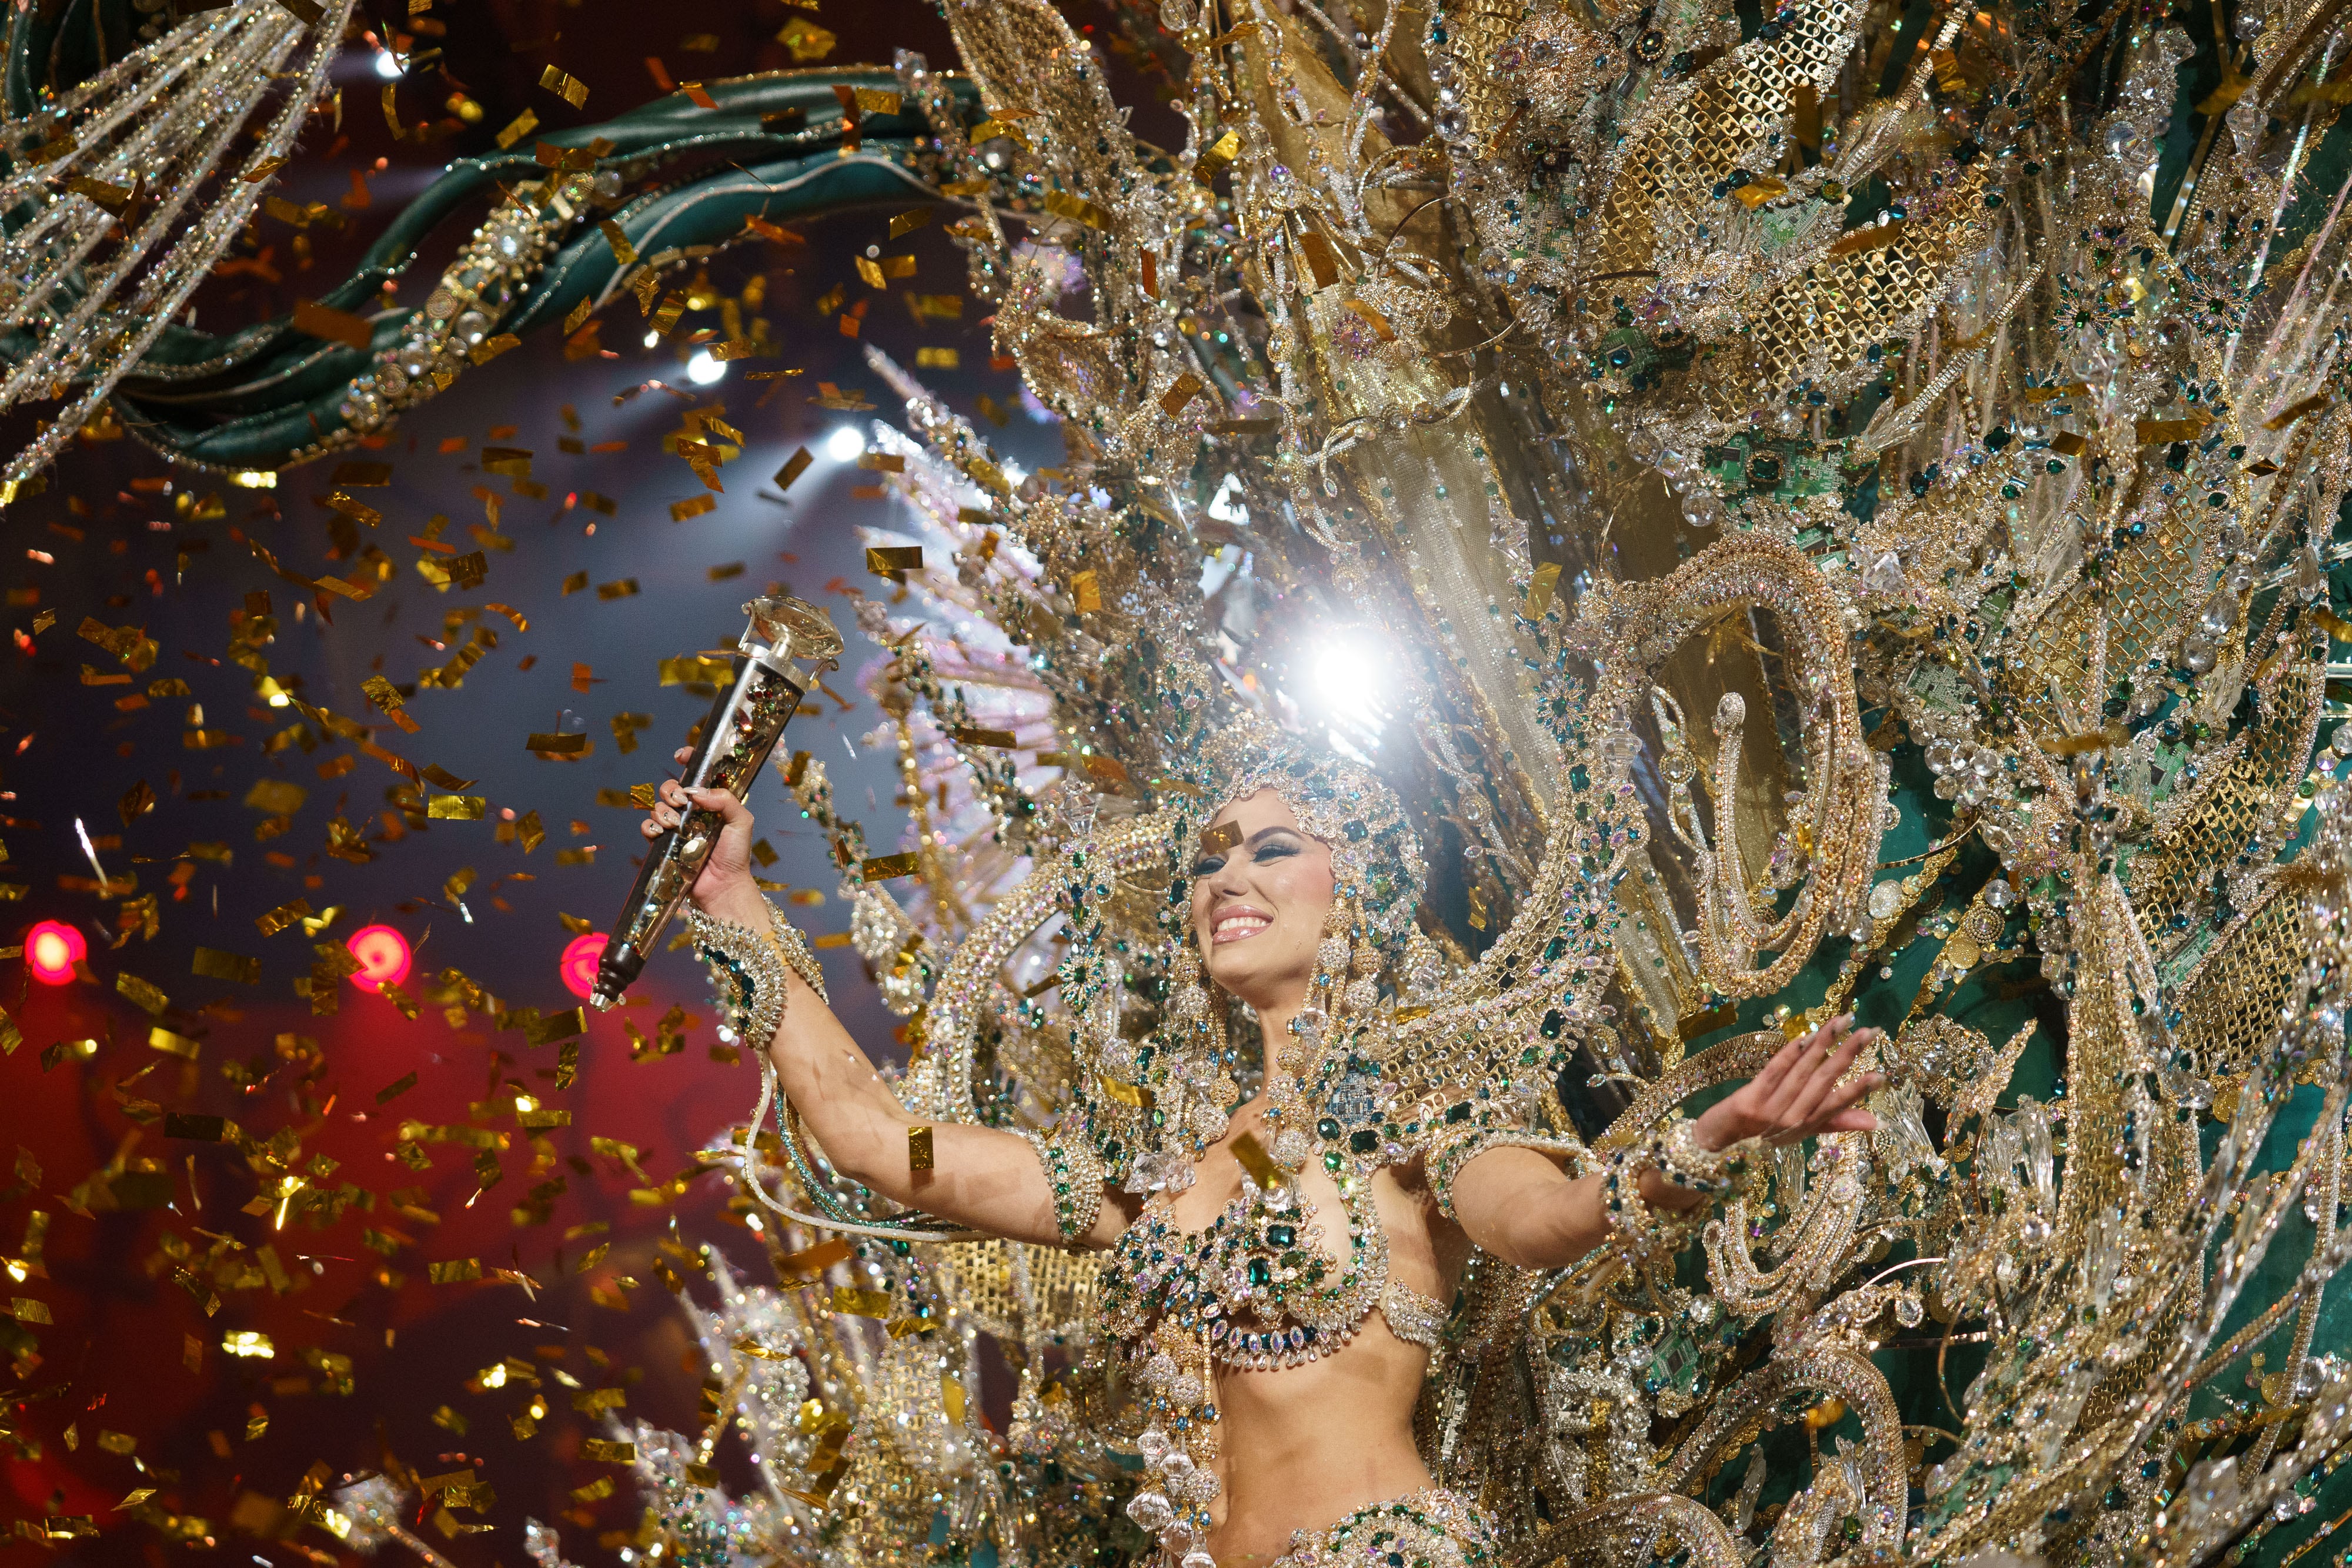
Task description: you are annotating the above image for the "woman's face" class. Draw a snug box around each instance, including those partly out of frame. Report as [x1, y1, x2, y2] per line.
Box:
[1188, 789, 1335, 1012]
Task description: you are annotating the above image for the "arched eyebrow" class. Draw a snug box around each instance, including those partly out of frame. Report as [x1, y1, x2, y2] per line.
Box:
[1244, 825, 1306, 849]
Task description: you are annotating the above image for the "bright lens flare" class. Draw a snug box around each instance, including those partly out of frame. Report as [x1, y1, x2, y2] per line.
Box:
[826, 426, 864, 462]
[345, 925, 412, 991]
[25, 920, 83, 985]
[560, 932, 609, 999]
[1309, 633, 1391, 753]
[686, 348, 727, 386]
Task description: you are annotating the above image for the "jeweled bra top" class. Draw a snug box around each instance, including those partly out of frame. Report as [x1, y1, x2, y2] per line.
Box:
[1093, 1061, 1448, 1369]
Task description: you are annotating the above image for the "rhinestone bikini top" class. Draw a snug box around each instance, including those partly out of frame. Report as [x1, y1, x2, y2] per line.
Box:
[1093, 1117, 1448, 1370]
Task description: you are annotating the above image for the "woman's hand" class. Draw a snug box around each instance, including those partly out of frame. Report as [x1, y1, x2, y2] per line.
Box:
[1689, 1014, 1886, 1153]
[639, 745, 767, 925]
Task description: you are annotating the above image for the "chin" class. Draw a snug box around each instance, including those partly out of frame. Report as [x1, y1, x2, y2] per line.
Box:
[1203, 949, 1288, 1007]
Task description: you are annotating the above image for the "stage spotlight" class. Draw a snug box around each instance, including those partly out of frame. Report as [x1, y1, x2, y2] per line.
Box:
[346, 925, 413, 992]
[686, 349, 727, 386]
[826, 426, 864, 462]
[560, 932, 608, 999]
[373, 49, 402, 80]
[1310, 630, 1391, 740]
[25, 920, 83, 986]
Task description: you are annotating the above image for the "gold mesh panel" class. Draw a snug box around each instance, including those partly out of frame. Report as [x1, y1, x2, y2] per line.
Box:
[2175, 888, 2311, 1081]
[2130, 666, 2318, 946]
[1593, 2, 1860, 277]
[1443, 0, 1533, 141]
[934, 1238, 1100, 1342]
[2016, 487, 2210, 723]
[1713, 163, 1990, 400]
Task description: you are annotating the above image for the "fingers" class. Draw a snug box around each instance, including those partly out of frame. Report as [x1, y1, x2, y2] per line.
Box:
[1745, 1028, 1813, 1101]
[1779, 1027, 1878, 1132]
[684, 786, 752, 827]
[675, 745, 692, 764]
[1790, 1070, 1887, 1141]
[1810, 1106, 1880, 1136]
[1751, 1016, 1848, 1126]
[1750, 1013, 1846, 1102]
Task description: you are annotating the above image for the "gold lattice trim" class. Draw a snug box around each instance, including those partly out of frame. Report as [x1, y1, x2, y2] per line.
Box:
[1593, 4, 1859, 279]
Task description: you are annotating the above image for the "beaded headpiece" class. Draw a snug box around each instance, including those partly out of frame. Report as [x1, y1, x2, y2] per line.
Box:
[1182, 717, 1426, 949]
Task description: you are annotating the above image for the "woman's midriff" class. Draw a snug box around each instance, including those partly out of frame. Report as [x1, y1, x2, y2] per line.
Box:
[1202, 1321, 1435, 1567]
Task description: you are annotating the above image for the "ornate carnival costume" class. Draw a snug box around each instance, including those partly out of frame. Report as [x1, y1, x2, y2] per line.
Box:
[12, 0, 2352, 1564]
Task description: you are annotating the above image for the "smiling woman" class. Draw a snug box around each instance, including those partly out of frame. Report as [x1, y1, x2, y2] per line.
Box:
[1189, 795, 1334, 1015]
[642, 722, 1884, 1566]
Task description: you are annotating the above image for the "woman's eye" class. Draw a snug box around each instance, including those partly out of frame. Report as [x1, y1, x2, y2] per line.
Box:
[1253, 841, 1298, 861]
[1191, 856, 1225, 877]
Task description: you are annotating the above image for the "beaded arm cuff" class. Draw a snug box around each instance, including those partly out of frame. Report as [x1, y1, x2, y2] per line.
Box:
[763, 900, 827, 1004]
[687, 897, 828, 1051]
[1649, 1114, 1760, 1198]
[1597, 1143, 1707, 1279]
[1022, 1128, 1105, 1243]
[1422, 1118, 1593, 1222]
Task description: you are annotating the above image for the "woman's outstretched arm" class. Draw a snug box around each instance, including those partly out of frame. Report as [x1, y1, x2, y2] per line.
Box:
[1449, 1017, 1885, 1270]
[643, 768, 1130, 1249]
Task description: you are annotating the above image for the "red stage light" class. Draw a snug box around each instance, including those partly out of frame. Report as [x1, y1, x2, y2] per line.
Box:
[560, 932, 608, 999]
[346, 925, 413, 991]
[25, 920, 84, 985]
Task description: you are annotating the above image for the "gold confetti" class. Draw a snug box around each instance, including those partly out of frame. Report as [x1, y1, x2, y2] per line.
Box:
[831, 1286, 892, 1318]
[907, 1125, 934, 1171]
[2264, 394, 2329, 431]
[1159, 372, 1206, 416]
[537, 65, 589, 107]
[1041, 189, 1110, 229]
[776, 16, 834, 59]
[292, 299, 372, 350]
[149, 1027, 199, 1059]
[1230, 1132, 1284, 1188]
[192, 948, 260, 984]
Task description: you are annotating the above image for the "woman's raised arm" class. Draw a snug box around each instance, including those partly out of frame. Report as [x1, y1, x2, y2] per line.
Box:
[643, 765, 1129, 1249]
[1449, 1016, 1885, 1271]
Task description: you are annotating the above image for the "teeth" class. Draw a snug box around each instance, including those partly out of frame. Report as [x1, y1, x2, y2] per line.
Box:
[1215, 914, 1268, 937]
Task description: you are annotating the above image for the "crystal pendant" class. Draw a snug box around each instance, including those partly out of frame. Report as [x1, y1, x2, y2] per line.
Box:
[1124, 1491, 1175, 1532]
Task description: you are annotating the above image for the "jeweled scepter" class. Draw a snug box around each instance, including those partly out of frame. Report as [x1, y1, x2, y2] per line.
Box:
[590, 596, 842, 1009]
